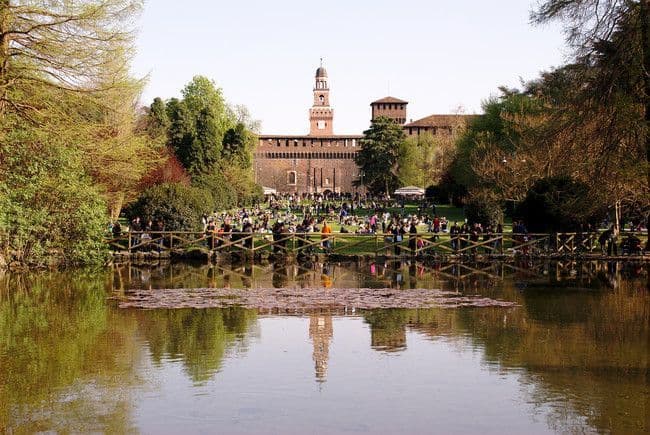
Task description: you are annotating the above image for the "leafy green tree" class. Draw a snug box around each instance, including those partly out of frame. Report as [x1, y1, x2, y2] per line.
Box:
[192, 172, 238, 211]
[356, 116, 405, 195]
[166, 97, 195, 169]
[223, 122, 255, 168]
[126, 183, 212, 231]
[181, 75, 233, 135]
[0, 0, 162, 262]
[146, 97, 170, 139]
[397, 137, 424, 187]
[192, 107, 221, 173]
[165, 77, 238, 175]
[0, 121, 108, 265]
[451, 91, 543, 200]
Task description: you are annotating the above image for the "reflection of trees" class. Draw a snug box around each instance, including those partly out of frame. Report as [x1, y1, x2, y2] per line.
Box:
[456, 278, 649, 433]
[362, 309, 408, 352]
[0, 270, 140, 432]
[135, 307, 256, 384]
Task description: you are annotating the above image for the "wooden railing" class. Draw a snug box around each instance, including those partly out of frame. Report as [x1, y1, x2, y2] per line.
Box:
[106, 231, 648, 258]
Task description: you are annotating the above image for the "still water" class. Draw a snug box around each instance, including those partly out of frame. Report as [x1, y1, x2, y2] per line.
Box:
[0, 260, 648, 434]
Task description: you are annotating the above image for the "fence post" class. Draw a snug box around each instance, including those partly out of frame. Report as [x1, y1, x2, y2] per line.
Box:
[128, 233, 132, 253]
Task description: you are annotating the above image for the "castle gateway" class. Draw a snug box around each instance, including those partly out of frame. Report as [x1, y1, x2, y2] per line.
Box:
[254, 65, 363, 195]
[254, 64, 472, 195]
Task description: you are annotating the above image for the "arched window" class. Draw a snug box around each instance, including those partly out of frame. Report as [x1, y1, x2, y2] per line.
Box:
[287, 171, 297, 185]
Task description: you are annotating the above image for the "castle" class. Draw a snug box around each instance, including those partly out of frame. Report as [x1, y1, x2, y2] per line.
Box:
[254, 64, 470, 194]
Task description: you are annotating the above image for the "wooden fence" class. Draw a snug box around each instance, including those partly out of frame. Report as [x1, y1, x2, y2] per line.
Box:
[106, 231, 648, 258]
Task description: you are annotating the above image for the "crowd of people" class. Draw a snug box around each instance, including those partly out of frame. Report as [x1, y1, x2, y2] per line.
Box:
[108, 194, 647, 256]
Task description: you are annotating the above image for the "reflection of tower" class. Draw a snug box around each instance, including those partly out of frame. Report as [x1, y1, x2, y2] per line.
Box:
[309, 312, 333, 383]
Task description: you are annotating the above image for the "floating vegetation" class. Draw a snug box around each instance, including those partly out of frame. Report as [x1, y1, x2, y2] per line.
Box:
[113, 287, 519, 310]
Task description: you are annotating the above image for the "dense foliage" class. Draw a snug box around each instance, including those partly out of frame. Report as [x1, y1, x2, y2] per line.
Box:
[516, 177, 603, 232]
[0, 0, 155, 265]
[0, 127, 108, 265]
[463, 191, 504, 227]
[131, 76, 261, 223]
[126, 183, 212, 231]
[356, 116, 405, 195]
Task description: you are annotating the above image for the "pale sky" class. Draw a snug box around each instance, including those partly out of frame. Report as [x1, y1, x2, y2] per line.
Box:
[131, 0, 567, 135]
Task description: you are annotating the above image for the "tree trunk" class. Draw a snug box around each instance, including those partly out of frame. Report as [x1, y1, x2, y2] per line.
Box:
[641, 0, 650, 248]
[0, 0, 10, 115]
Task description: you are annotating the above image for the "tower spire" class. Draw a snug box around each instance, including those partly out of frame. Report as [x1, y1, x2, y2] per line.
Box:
[310, 62, 333, 135]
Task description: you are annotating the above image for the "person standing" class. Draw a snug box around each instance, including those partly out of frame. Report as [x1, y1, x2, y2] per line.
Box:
[607, 224, 618, 256]
[450, 222, 460, 251]
[408, 221, 418, 255]
[321, 220, 332, 252]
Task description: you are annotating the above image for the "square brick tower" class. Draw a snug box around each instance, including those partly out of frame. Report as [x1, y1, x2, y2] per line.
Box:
[309, 61, 334, 136]
[370, 97, 408, 125]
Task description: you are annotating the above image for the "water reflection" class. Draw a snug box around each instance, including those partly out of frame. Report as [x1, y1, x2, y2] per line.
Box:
[134, 307, 256, 384]
[0, 270, 141, 433]
[0, 261, 647, 433]
[309, 312, 333, 383]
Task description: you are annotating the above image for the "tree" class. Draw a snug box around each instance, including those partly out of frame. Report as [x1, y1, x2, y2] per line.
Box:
[223, 122, 255, 168]
[356, 116, 405, 195]
[0, 0, 142, 116]
[165, 77, 239, 175]
[126, 183, 212, 231]
[0, 0, 157, 263]
[0, 128, 108, 265]
[145, 97, 170, 139]
[516, 177, 604, 232]
[397, 137, 424, 187]
[533, 0, 650, 237]
[166, 98, 196, 171]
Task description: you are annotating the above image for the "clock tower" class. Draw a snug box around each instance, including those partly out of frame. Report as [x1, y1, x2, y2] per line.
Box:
[309, 60, 333, 136]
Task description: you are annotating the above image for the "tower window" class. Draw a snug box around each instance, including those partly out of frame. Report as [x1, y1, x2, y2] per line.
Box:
[288, 171, 297, 185]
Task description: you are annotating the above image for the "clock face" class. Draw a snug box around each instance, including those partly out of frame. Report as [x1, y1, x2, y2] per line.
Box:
[317, 120, 325, 129]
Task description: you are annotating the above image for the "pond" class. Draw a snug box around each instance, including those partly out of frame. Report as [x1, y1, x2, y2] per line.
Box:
[0, 260, 648, 433]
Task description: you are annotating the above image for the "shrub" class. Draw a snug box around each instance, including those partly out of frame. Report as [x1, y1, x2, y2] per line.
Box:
[127, 183, 212, 231]
[428, 172, 468, 206]
[192, 172, 238, 211]
[516, 176, 603, 232]
[0, 134, 107, 266]
[464, 190, 504, 226]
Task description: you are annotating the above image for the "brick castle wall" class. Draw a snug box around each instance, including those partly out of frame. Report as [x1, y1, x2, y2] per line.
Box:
[255, 135, 363, 194]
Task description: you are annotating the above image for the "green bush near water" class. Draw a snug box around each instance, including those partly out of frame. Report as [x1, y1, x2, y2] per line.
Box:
[126, 183, 212, 231]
